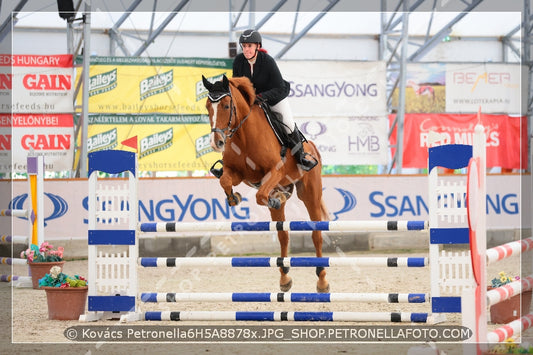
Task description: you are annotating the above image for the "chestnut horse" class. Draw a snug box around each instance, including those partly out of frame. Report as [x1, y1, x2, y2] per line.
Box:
[202, 75, 330, 293]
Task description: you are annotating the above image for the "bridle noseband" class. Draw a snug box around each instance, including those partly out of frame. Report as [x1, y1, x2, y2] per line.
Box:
[208, 89, 253, 144]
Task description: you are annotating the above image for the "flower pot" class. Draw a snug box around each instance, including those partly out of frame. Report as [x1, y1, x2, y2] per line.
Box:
[43, 286, 88, 320]
[28, 261, 65, 289]
[490, 289, 533, 324]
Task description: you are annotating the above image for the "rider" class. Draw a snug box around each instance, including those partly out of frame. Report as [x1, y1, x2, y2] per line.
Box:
[211, 29, 317, 177]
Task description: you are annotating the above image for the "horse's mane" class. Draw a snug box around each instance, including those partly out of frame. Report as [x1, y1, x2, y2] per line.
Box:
[229, 76, 256, 107]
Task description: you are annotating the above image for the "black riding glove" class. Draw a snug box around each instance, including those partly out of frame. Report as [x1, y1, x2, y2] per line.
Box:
[254, 94, 267, 105]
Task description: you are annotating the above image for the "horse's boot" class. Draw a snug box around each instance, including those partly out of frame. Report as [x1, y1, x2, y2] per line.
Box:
[287, 128, 318, 172]
[210, 159, 224, 179]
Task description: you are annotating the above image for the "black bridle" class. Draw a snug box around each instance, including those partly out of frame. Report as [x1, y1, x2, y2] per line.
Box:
[208, 89, 253, 144]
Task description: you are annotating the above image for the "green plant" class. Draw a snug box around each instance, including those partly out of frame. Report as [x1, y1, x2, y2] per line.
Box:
[38, 265, 87, 288]
[491, 271, 520, 288]
[487, 338, 533, 353]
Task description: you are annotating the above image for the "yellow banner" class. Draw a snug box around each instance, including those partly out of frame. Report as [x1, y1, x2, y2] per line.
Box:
[87, 114, 221, 172]
[79, 57, 232, 171]
[77, 57, 232, 114]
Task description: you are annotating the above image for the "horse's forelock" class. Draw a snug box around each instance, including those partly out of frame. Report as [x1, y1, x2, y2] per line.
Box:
[230, 77, 256, 107]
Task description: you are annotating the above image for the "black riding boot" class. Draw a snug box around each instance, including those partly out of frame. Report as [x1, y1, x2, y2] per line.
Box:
[287, 128, 318, 172]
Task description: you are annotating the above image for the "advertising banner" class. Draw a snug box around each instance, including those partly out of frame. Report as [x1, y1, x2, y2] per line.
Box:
[78, 57, 232, 114]
[0, 113, 74, 173]
[278, 61, 387, 117]
[389, 63, 524, 114]
[88, 113, 220, 172]
[295, 116, 388, 165]
[389, 113, 528, 170]
[389, 63, 446, 113]
[0, 54, 74, 113]
[7, 174, 527, 240]
[445, 63, 524, 114]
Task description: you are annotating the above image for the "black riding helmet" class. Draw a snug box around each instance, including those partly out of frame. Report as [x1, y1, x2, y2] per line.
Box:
[239, 29, 262, 47]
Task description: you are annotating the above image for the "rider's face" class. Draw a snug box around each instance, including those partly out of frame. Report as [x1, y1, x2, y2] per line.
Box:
[242, 43, 259, 60]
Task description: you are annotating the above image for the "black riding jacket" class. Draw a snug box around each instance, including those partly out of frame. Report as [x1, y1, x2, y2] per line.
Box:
[232, 50, 290, 106]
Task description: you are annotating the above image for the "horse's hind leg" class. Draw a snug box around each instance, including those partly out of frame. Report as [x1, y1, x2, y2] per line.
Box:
[296, 175, 329, 293]
[311, 230, 329, 293]
[269, 204, 292, 292]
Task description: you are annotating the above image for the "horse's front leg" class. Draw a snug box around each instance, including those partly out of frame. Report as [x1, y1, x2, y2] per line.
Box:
[256, 168, 285, 208]
[219, 168, 242, 206]
[270, 205, 292, 292]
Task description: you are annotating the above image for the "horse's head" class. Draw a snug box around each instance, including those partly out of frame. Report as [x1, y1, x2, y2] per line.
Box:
[203, 75, 256, 152]
[203, 75, 234, 152]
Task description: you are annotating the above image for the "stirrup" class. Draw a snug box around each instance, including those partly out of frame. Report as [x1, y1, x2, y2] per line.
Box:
[210, 159, 224, 178]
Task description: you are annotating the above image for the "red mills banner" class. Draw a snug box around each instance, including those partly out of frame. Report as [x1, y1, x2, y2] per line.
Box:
[389, 113, 527, 170]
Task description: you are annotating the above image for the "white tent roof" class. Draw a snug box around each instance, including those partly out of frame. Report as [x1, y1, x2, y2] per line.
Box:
[11, 2, 522, 38]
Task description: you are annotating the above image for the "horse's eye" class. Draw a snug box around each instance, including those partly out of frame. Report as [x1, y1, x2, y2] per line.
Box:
[224, 105, 230, 109]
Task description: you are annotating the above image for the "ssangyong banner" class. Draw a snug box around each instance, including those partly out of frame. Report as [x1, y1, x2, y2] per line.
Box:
[78, 57, 232, 114]
[295, 116, 388, 165]
[88, 114, 221, 172]
[278, 61, 387, 117]
[445, 63, 524, 114]
[2, 54, 74, 113]
[2, 113, 75, 173]
[389, 113, 528, 170]
[7, 174, 527, 240]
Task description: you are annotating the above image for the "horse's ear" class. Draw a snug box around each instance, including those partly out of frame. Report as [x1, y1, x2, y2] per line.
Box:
[222, 75, 230, 91]
[202, 75, 212, 91]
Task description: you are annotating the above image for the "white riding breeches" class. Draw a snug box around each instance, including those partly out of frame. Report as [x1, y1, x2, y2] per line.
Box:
[270, 97, 295, 133]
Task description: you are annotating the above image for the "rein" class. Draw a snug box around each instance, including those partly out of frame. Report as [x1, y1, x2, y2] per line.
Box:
[209, 89, 254, 143]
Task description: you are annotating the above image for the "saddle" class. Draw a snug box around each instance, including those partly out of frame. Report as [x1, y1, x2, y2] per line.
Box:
[209, 102, 314, 179]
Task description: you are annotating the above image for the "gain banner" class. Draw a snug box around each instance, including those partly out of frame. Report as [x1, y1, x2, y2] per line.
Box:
[2, 54, 74, 113]
[2, 113, 75, 173]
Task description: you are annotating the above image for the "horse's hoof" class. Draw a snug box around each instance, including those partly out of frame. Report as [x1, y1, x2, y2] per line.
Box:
[280, 279, 293, 292]
[316, 283, 330, 293]
[227, 192, 242, 206]
[268, 198, 281, 209]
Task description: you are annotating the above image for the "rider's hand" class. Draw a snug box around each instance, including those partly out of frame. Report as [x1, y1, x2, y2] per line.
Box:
[254, 94, 266, 105]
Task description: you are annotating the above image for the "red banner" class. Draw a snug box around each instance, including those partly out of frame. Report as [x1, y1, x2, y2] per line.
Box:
[389, 113, 528, 170]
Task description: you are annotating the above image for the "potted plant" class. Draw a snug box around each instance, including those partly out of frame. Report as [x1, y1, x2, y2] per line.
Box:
[484, 338, 533, 354]
[39, 265, 88, 320]
[489, 271, 532, 324]
[20, 242, 65, 289]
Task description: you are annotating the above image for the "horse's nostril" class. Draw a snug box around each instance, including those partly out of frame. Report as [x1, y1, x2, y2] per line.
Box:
[217, 140, 224, 149]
